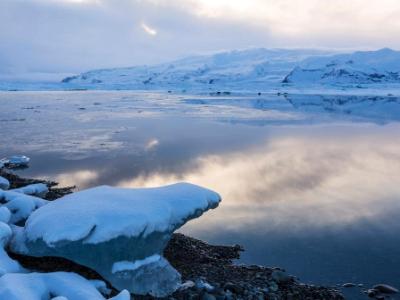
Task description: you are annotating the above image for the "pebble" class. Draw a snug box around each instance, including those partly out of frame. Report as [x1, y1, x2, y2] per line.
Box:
[201, 292, 216, 300]
[196, 279, 214, 292]
[223, 282, 243, 295]
[271, 270, 291, 283]
[373, 284, 399, 294]
[342, 283, 356, 288]
[367, 289, 379, 297]
[180, 280, 195, 290]
[268, 281, 279, 292]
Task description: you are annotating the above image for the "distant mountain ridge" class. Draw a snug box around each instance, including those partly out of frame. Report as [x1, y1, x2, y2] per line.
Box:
[61, 48, 400, 90]
[60, 48, 332, 89]
[283, 48, 400, 85]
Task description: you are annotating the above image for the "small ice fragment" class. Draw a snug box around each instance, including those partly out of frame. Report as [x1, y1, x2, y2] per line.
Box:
[180, 280, 195, 290]
[8, 156, 30, 166]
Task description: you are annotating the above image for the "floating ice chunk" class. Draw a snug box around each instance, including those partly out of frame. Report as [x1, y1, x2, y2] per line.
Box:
[0, 272, 130, 300]
[0, 221, 25, 276]
[12, 183, 48, 197]
[0, 190, 48, 224]
[0, 176, 10, 190]
[7, 156, 30, 167]
[16, 183, 221, 296]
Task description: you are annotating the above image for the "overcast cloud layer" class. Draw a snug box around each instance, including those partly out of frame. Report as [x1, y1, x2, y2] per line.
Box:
[1, 0, 399, 81]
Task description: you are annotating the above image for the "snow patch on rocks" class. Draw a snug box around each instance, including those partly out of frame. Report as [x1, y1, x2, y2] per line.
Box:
[0, 176, 10, 190]
[0, 272, 130, 300]
[12, 183, 48, 197]
[0, 190, 48, 224]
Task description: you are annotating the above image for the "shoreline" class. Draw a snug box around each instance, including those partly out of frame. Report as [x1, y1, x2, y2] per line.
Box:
[1, 169, 344, 299]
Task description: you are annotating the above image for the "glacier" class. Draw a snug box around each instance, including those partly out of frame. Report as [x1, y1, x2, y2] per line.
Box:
[11, 183, 221, 297]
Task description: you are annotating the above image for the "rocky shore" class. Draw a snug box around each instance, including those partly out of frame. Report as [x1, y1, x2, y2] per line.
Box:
[0, 169, 347, 299]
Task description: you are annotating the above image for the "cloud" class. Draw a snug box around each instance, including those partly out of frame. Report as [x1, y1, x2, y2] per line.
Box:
[0, 0, 399, 80]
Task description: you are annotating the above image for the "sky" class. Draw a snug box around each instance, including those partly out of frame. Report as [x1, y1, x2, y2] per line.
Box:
[1, 0, 400, 81]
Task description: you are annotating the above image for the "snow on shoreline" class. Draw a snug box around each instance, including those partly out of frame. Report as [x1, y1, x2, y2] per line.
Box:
[0, 158, 221, 298]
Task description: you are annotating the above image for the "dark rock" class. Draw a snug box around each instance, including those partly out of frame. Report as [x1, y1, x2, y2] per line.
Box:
[271, 270, 291, 283]
[373, 284, 399, 294]
[367, 289, 379, 297]
[201, 292, 216, 300]
[223, 282, 243, 295]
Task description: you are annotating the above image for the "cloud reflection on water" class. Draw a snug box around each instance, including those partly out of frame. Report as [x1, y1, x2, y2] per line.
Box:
[119, 125, 400, 232]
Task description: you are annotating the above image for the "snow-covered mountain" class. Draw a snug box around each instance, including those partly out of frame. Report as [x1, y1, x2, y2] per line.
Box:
[58, 47, 400, 91]
[283, 48, 400, 85]
[60, 48, 332, 90]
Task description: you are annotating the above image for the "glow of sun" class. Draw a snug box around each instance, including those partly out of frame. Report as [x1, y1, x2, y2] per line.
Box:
[141, 22, 158, 36]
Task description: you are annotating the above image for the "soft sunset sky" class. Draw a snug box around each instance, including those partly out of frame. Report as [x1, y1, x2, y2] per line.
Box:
[1, 0, 399, 80]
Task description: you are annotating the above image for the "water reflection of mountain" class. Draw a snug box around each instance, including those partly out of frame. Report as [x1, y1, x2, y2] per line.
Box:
[184, 94, 400, 125]
[285, 94, 400, 123]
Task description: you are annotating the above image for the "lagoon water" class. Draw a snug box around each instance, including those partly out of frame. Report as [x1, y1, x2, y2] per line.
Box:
[1, 91, 400, 299]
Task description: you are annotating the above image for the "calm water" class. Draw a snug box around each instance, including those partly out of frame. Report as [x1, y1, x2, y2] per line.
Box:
[1, 91, 400, 299]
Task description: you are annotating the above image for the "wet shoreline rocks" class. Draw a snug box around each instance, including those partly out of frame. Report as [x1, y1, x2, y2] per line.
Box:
[1, 169, 346, 299]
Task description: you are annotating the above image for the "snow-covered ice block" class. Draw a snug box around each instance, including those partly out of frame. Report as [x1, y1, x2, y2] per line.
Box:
[0, 190, 48, 224]
[0, 176, 10, 190]
[0, 207, 11, 223]
[12, 183, 48, 197]
[0, 221, 25, 276]
[111, 255, 181, 296]
[90, 279, 112, 296]
[0, 272, 130, 300]
[16, 183, 221, 296]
